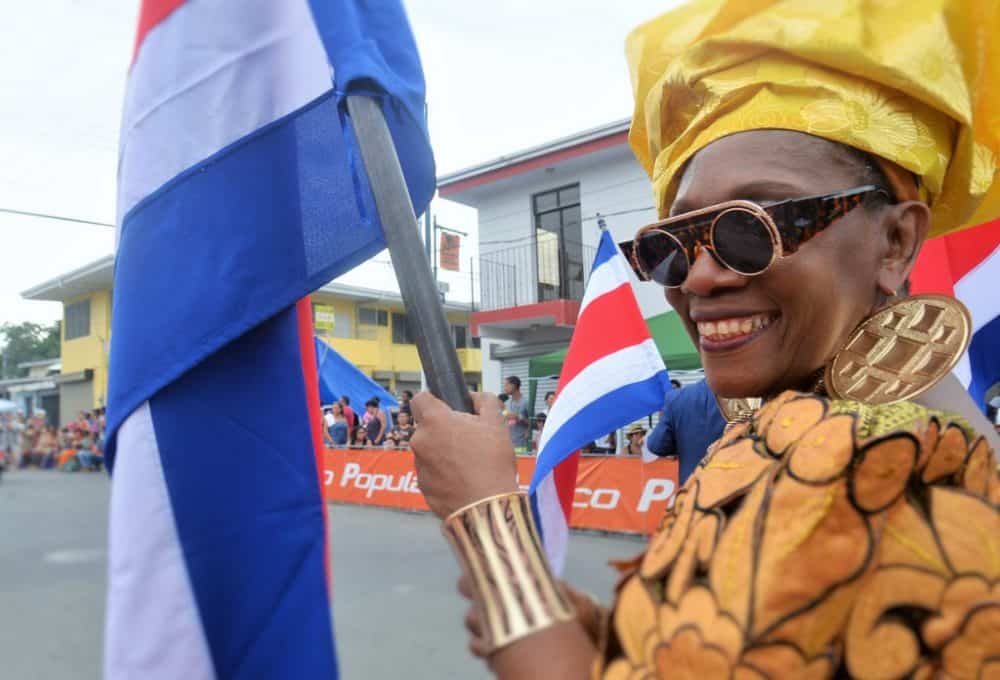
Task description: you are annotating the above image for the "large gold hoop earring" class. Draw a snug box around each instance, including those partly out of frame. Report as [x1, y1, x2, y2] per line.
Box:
[825, 294, 972, 405]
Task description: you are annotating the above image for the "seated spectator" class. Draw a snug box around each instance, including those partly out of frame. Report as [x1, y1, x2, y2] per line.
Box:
[18, 423, 39, 467]
[34, 425, 59, 469]
[76, 435, 103, 471]
[386, 411, 415, 448]
[619, 424, 646, 456]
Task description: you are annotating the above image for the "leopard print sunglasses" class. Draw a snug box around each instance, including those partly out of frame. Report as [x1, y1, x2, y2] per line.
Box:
[624, 185, 890, 288]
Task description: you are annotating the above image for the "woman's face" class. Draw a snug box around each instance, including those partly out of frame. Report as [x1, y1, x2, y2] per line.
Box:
[665, 131, 896, 398]
[332, 403, 342, 416]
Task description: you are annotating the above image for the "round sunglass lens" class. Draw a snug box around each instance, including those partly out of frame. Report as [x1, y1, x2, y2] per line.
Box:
[712, 210, 775, 275]
[637, 231, 687, 286]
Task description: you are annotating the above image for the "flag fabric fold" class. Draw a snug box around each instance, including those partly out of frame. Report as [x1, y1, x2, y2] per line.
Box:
[528, 231, 671, 574]
[105, 1, 434, 678]
[911, 218, 1000, 410]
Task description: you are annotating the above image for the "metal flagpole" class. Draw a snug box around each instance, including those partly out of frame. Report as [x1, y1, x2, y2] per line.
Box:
[345, 95, 474, 414]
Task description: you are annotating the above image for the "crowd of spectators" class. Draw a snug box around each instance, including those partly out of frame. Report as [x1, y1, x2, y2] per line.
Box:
[505, 375, 662, 458]
[0, 409, 106, 474]
[322, 391, 417, 450]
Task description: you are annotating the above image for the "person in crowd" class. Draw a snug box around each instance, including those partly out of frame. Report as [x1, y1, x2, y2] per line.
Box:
[76, 432, 102, 471]
[56, 428, 77, 469]
[398, 390, 414, 417]
[529, 413, 546, 453]
[590, 431, 616, 455]
[669, 378, 681, 390]
[501, 376, 530, 453]
[339, 395, 357, 432]
[404, 3, 1000, 676]
[34, 425, 59, 469]
[350, 425, 366, 448]
[542, 391, 555, 415]
[325, 402, 349, 447]
[387, 410, 415, 449]
[619, 424, 646, 457]
[18, 419, 39, 467]
[363, 398, 386, 447]
[645, 378, 727, 483]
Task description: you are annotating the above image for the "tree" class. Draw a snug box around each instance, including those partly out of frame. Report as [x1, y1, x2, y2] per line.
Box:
[0, 321, 60, 379]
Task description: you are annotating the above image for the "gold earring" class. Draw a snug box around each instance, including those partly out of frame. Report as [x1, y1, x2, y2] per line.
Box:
[825, 294, 971, 405]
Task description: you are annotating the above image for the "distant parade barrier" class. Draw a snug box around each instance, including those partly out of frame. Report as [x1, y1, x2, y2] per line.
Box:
[321, 449, 679, 536]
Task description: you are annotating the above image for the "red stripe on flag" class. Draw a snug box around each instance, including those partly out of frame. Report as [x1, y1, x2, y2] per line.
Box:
[911, 219, 1000, 294]
[944, 218, 1000, 281]
[132, 0, 186, 61]
[558, 283, 652, 390]
[296, 297, 331, 588]
[910, 237, 956, 296]
[554, 452, 581, 520]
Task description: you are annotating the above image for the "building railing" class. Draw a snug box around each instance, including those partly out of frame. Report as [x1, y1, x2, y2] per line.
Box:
[477, 237, 595, 312]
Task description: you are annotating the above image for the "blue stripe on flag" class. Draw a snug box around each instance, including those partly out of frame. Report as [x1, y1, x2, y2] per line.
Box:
[969, 314, 1000, 409]
[149, 305, 337, 678]
[307, 0, 436, 214]
[108, 92, 381, 464]
[591, 231, 620, 271]
[529, 370, 669, 493]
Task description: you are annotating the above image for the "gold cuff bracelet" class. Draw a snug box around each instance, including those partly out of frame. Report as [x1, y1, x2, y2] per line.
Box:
[442, 492, 576, 654]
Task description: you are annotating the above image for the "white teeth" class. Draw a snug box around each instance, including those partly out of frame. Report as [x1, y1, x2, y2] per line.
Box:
[697, 314, 775, 341]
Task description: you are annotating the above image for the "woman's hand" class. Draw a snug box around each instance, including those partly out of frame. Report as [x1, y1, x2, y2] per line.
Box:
[459, 574, 606, 660]
[409, 391, 519, 519]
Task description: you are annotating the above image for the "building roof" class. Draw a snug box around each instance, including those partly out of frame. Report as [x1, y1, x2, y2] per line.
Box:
[21, 254, 115, 302]
[437, 118, 631, 200]
[22, 255, 472, 312]
[17, 358, 61, 370]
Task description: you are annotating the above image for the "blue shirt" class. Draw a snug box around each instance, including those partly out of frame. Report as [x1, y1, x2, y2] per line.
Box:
[328, 421, 348, 446]
[646, 379, 727, 484]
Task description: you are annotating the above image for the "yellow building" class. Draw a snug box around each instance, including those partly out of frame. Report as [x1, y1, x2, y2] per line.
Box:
[22, 255, 481, 414]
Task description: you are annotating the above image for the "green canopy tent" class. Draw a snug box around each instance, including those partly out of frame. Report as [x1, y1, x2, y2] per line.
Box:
[527, 310, 700, 411]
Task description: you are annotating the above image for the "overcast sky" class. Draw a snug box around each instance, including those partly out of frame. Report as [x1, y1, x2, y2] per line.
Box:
[0, 0, 678, 325]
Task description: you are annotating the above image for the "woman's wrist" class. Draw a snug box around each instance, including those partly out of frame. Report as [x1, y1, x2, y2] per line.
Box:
[442, 491, 575, 654]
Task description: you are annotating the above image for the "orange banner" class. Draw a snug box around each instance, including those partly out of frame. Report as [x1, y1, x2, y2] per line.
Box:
[322, 449, 679, 535]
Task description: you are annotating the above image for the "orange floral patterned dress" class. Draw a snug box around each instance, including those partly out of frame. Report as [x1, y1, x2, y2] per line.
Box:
[595, 391, 1000, 679]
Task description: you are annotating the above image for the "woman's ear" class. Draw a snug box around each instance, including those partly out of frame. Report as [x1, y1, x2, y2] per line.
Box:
[877, 200, 930, 295]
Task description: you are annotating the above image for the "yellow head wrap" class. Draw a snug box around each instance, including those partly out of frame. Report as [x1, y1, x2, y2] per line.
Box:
[627, 0, 1000, 237]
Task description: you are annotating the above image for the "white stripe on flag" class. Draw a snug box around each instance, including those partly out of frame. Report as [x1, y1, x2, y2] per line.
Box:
[537, 339, 663, 455]
[105, 402, 214, 680]
[954, 244, 1000, 335]
[578, 250, 632, 317]
[118, 0, 332, 225]
[535, 472, 570, 574]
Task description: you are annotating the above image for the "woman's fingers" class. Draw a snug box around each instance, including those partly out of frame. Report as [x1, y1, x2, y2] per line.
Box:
[457, 573, 474, 599]
[471, 392, 505, 427]
[464, 606, 483, 637]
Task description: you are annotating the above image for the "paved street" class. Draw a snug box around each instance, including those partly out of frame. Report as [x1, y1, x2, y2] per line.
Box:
[0, 470, 644, 679]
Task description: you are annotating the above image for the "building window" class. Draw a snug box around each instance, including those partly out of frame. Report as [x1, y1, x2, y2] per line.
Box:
[392, 312, 415, 345]
[65, 300, 91, 340]
[452, 324, 467, 349]
[532, 183, 583, 302]
[358, 307, 388, 326]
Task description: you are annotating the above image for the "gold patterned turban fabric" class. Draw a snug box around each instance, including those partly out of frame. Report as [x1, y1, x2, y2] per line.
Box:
[625, 0, 1000, 237]
[592, 2, 1000, 678]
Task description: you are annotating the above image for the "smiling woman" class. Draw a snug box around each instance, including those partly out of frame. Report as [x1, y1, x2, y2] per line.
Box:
[406, 1, 1000, 678]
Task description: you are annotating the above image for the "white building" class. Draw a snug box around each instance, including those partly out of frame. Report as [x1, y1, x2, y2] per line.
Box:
[438, 119, 700, 409]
